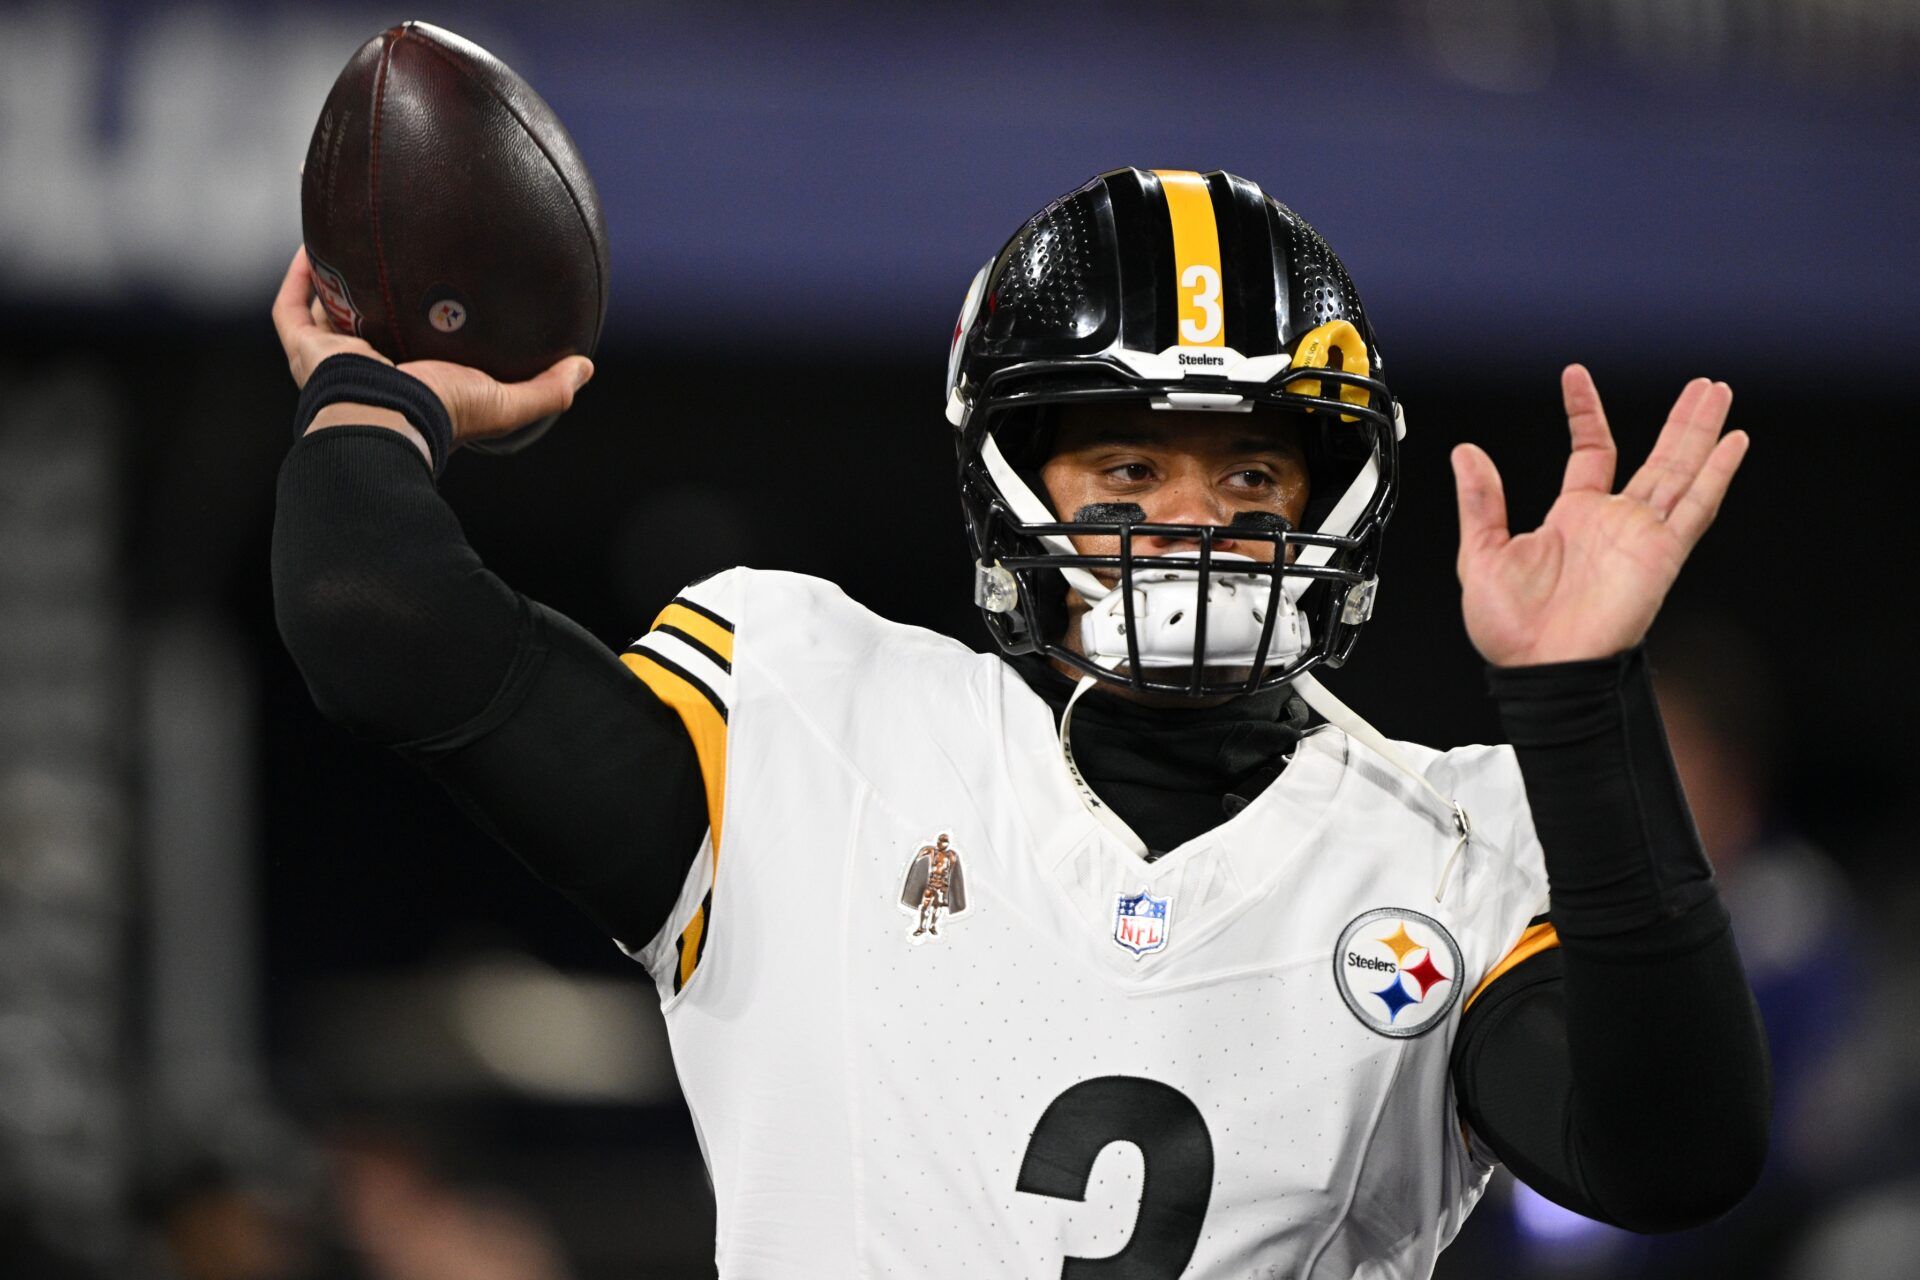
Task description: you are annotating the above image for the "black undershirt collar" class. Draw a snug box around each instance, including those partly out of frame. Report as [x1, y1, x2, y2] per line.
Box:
[1004, 654, 1308, 859]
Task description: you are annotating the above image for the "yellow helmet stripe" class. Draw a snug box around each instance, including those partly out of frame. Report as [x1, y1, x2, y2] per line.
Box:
[1153, 169, 1226, 348]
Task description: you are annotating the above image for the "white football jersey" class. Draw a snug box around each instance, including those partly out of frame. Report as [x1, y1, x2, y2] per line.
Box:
[620, 568, 1557, 1280]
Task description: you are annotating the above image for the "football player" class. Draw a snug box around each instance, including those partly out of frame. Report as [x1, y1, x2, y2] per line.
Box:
[270, 168, 1768, 1278]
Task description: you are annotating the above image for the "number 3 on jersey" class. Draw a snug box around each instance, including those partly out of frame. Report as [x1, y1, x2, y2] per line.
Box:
[1017, 1076, 1215, 1279]
[1179, 264, 1223, 346]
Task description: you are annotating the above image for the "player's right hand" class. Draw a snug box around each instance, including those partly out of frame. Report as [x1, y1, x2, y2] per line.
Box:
[272, 245, 593, 445]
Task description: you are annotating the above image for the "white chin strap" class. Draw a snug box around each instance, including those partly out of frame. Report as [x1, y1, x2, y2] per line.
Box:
[982, 433, 1109, 605]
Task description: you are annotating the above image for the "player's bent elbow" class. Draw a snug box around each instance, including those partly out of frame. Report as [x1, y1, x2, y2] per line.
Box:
[1596, 1125, 1770, 1234]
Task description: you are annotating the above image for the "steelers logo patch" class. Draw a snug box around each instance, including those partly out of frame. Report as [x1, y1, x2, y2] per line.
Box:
[427, 296, 468, 332]
[1333, 907, 1464, 1038]
[421, 285, 471, 335]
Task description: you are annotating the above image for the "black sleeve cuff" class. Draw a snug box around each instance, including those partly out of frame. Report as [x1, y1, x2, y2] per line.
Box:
[1486, 644, 1719, 940]
[294, 353, 455, 477]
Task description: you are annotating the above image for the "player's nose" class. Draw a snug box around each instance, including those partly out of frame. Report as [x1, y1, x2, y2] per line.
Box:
[1138, 473, 1236, 552]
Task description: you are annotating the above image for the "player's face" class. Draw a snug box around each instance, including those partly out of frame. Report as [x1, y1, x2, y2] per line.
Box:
[1039, 403, 1311, 578]
[1037, 404, 1311, 701]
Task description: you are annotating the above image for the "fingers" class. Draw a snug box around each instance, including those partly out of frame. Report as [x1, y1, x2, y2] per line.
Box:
[1642, 379, 1732, 517]
[1451, 442, 1511, 575]
[1647, 379, 1732, 518]
[1624, 377, 1730, 516]
[1559, 364, 1617, 495]
[1667, 429, 1750, 550]
[1621, 378, 1709, 504]
[270, 245, 316, 350]
[509, 356, 594, 422]
[449, 356, 595, 442]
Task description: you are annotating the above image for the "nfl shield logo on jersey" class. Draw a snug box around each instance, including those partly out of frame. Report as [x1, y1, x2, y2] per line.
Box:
[1333, 907, 1465, 1038]
[1112, 888, 1172, 957]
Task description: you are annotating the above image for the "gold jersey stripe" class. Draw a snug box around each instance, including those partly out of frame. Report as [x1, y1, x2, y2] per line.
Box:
[1464, 920, 1562, 1011]
[653, 601, 735, 665]
[620, 651, 728, 848]
[623, 648, 729, 995]
[1153, 169, 1226, 348]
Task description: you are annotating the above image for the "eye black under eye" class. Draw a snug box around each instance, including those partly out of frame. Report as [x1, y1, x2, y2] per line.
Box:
[1229, 510, 1293, 533]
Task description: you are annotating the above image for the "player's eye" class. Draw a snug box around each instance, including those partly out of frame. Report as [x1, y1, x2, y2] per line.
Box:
[1226, 468, 1275, 490]
[1105, 462, 1154, 484]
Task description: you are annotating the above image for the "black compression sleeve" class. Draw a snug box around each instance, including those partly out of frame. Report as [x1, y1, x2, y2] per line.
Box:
[1452, 647, 1770, 1232]
[271, 426, 707, 946]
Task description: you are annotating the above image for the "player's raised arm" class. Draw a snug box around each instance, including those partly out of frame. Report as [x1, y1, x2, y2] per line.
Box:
[1447, 371, 1768, 1232]
[269, 247, 706, 949]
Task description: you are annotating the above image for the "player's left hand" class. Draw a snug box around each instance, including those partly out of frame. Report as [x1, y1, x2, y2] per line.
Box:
[1451, 365, 1749, 667]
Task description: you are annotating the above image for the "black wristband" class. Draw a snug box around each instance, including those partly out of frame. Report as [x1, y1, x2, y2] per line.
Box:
[294, 354, 454, 477]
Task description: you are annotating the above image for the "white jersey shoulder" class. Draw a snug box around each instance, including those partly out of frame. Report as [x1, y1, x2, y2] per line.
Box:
[618, 566, 1556, 1279]
[1351, 731, 1552, 923]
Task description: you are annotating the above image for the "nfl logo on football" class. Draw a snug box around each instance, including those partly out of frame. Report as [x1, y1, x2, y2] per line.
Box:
[1113, 888, 1171, 957]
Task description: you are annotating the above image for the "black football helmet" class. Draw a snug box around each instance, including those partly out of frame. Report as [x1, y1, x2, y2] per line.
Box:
[948, 167, 1403, 698]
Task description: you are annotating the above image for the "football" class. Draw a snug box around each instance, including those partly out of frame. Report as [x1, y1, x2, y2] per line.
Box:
[300, 21, 608, 445]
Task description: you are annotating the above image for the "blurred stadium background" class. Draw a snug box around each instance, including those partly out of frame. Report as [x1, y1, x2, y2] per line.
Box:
[2, 1, 1917, 1276]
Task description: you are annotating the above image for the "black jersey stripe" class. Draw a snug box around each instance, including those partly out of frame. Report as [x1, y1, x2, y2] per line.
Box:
[630, 647, 729, 722]
[670, 888, 717, 995]
[655, 623, 733, 674]
[692, 887, 713, 969]
[670, 595, 735, 633]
